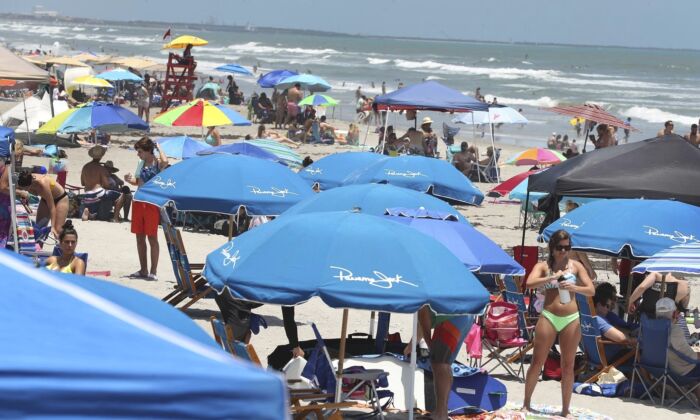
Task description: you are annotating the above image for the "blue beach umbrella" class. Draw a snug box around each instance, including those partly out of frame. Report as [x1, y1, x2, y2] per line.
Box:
[196, 142, 286, 165]
[134, 154, 313, 216]
[275, 74, 332, 92]
[245, 138, 303, 168]
[540, 199, 700, 258]
[204, 211, 490, 314]
[632, 243, 700, 275]
[383, 208, 525, 275]
[96, 68, 143, 82]
[508, 177, 547, 202]
[37, 102, 148, 134]
[0, 250, 286, 418]
[283, 183, 467, 222]
[215, 63, 254, 76]
[299, 152, 388, 190]
[257, 69, 298, 88]
[342, 155, 484, 206]
[156, 135, 211, 159]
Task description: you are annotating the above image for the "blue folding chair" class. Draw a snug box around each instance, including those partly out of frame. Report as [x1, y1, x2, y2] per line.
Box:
[630, 314, 700, 409]
[576, 294, 635, 384]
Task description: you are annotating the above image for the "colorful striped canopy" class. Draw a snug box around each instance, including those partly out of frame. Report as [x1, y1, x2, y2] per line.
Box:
[153, 99, 251, 127]
[298, 94, 338, 107]
[544, 103, 636, 131]
[505, 148, 566, 166]
[244, 139, 302, 168]
[632, 243, 700, 275]
[37, 102, 148, 134]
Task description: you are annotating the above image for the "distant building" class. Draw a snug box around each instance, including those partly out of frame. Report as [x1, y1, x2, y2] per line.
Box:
[32, 6, 59, 18]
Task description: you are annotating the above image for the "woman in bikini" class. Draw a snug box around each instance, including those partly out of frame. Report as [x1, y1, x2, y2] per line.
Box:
[523, 229, 594, 418]
[16, 170, 69, 239]
[45, 220, 85, 275]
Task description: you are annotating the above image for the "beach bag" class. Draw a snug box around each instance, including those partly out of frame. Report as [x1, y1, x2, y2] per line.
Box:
[484, 302, 520, 345]
[465, 322, 483, 359]
[543, 350, 562, 380]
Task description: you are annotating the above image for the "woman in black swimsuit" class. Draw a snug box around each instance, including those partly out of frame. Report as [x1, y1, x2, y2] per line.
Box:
[16, 170, 69, 238]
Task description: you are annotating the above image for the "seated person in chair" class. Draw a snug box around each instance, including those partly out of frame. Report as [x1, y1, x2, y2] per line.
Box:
[452, 141, 477, 176]
[398, 127, 424, 155]
[319, 116, 337, 141]
[593, 283, 637, 347]
[628, 272, 691, 316]
[45, 220, 86, 275]
[80, 146, 121, 222]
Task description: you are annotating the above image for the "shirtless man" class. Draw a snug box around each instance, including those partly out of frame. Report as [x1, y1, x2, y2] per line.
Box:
[684, 124, 700, 147]
[592, 124, 614, 149]
[285, 83, 303, 125]
[657, 120, 674, 137]
[398, 127, 425, 155]
[452, 142, 476, 176]
[80, 145, 119, 221]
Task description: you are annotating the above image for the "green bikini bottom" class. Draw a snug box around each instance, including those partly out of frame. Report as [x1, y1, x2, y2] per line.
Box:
[541, 310, 580, 333]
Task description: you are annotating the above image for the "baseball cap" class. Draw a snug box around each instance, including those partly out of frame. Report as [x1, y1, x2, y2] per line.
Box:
[655, 297, 676, 319]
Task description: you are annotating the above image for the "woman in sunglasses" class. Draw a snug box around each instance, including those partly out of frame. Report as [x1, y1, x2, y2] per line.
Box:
[523, 229, 595, 417]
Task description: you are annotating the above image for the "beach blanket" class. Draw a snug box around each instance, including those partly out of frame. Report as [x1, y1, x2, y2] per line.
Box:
[450, 402, 613, 420]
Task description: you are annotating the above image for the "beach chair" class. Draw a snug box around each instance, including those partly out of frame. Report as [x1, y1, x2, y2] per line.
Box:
[302, 323, 393, 419]
[473, 148, 501, 183]
[629, 314, 700, 409]
[480, 297, 532, 382]
[160, 211, 211, 310]
[575, 294, 635, 384]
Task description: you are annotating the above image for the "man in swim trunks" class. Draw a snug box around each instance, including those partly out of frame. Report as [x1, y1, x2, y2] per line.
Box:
[285, 83, 302, 125]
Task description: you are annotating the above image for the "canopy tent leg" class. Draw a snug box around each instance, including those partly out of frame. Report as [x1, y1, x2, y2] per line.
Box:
[361, 118, 372, 149]
[378, 110, 390, 155]
[407, 311, 418, 420]
[489, 122, 499, 182]
[9, 148, 19, 253]
[335, 308, 349, 403]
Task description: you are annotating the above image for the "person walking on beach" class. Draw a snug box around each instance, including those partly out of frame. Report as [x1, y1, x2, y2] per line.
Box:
[522, 230, 594, 418]
[355, 85, 362, 100]
[623, 117, 631, 143]
[124, 137, 168, 280]
[381, 81, 386, 95]
[136, 82, 150, 123]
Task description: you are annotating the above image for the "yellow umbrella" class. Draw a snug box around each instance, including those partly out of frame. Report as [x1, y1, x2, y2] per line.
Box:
[162, 35, 208, 49]
[44, 56, 90, 67]
[569, 117, 585, 126]
[72, 75, 113, 88]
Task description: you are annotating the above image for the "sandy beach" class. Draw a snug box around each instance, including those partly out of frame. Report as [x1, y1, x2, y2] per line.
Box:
[6, 94, 697, 420]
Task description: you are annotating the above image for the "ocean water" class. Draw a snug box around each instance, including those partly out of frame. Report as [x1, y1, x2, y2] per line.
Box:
[2, 17, 700, 147]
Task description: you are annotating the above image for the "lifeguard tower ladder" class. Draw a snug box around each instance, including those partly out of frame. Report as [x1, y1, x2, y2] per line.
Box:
[160, 53, 197, 112]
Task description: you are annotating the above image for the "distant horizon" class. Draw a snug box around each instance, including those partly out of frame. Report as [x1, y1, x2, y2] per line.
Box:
[3, 11, 700, 54]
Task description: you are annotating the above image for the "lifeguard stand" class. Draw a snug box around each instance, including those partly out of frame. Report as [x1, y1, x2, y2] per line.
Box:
[160, 53, 197, 112]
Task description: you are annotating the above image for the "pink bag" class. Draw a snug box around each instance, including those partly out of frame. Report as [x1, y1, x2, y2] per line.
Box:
[484, 301, 520, 345]
[464, 323, 482, 359]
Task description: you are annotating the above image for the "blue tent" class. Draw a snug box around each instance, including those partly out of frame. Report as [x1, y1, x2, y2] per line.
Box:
[342, 155, 484, 206]
[0, 126, 15, 157]
[257, 69, 298, 88]
[0, 250, 287, 418]
[374, 81, 488, 112]
[299, 152, 388, 190]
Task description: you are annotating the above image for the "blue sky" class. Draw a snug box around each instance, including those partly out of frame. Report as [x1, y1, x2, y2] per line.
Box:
[5, 0, 699, 50]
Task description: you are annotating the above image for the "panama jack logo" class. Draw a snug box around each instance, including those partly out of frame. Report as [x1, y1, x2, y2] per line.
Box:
[330, 266, 418, 289]
[384, 169, 426, 178]
[643, 225, 698, 244]
[580, 320, 595, 335]
[151, 176, 176, 189]
[304, 167, 323, 175]
[221, 242, 241, 269]
[559, 218, 585, 230]
[248, 186, 299, 198]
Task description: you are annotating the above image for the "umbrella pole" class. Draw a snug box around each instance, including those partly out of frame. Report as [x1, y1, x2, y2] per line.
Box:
[490, 121, 499, 182]
[8, 148, 19, 253]
[22, 95, 31, 145]
[335, 308, 349, 403]
[581, 126, 591, 153]
[520, 189, 530, 256]
[379, 110, 389, 155]
[407, 311, 418, 420]
[361, 120, 371, 149]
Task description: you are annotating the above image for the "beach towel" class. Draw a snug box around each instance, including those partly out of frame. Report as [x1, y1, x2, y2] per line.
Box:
[451, 402, 613, 420]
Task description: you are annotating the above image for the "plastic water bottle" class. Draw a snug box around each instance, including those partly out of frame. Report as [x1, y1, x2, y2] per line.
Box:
[558, 273, 576, 304]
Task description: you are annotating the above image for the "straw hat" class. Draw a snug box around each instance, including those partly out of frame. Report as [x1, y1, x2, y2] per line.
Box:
[421, 116, 433, 126]
[103, 160, 119, 173]
[88, 145, 106, 160]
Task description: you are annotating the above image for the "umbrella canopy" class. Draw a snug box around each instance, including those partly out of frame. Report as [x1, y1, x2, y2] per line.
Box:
[154, 99, 251, 127]
[283, 183, 467, 223]
[203, 211, 490, 314]
[0, 45, 49, 82]
[245, 139, 302, 168]
[299, 152, 388, 190]
[384, 209, 525, 275]
[544, 103, 635, 131]
[508, 176, 547, 202]
[342, 155, 484, 206]
[257, 69, 298, 88]
[0, 250, 287, 418]
[155, 136, 211, 159]
[110, 56, 159, 70]
[1, 92, 70, 133]
[44, 56, 90, 67]
[298, 94, 339, 107]
[505, 148, 566, 166]
[374, 81, 488, 112]
[134, 154, 313, 216]
[163, 35, 208, 49]
[540, 199, 700, 258]
[196, 82, 220, 100]
[632, 243, 700, 275]
[72, 75, 113, 89]
[96, 68, 143, 82]
[527, 135, 700, 206]
[275, 74, 331, 92]
[197, 142, 286, 164]
[215, 64, 254, 76]
[488, 170, 540, 198]
[37, 102, 148, 134]
[453, 106, 528, 125]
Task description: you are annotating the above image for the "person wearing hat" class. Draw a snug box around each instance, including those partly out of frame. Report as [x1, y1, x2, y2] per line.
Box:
[80, 146, 120, 222]
[420, 116, 438, 157]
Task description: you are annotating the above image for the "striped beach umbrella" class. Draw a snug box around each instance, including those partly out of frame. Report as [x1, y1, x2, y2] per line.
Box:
[245, 139, 302, 168]
[505, 148, 566, 166]
[72, 75, 113, 89]
[153, 99, 251, 127]
[37, 102, 148, 134]
[298, 94, 338, 107]
[632, 243, 700, 275]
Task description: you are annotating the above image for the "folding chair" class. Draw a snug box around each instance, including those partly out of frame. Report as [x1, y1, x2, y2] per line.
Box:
[630, 314, 700, 409]
[473, 148, 501, 183]
[480, 297, 533, 382]
[302, 323, 393, 419]
[575, 294, 635, 384]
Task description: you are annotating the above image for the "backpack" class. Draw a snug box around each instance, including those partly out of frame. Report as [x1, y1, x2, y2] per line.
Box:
[484, 302, 520, 346]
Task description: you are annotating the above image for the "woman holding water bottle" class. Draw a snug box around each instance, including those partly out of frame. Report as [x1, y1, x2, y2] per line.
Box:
[522, 230, 595, 418]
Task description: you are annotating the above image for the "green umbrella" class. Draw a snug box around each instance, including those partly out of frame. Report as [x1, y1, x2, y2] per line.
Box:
[298, 94, 339, 107]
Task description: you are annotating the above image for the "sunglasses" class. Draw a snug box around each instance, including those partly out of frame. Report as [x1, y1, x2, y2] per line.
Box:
[555, 245, 572, 251]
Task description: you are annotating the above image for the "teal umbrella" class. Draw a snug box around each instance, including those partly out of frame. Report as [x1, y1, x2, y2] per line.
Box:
[245, 139, 302, 168]
[299, 94, 338, 107]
